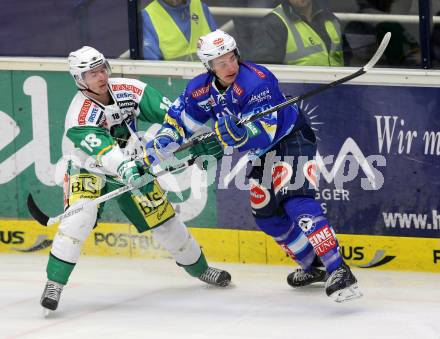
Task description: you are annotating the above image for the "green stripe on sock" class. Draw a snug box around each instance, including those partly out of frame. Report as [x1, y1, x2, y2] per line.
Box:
[178, 252, 208, 278]
[47, 254, 75, 285]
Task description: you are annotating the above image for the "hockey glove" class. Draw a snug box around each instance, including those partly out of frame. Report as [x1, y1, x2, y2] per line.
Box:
[189, 135, 223, 170]
[189, 135, 223, 160]
[117, 160, 154, 191]
[144, 127, 182, 166]
[215, 113, 248, 148]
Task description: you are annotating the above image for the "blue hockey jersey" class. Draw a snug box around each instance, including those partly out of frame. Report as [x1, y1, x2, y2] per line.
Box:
[164, 61, 304, 153]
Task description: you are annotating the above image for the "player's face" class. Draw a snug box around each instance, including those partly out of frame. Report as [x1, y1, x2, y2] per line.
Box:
[211, 51, 239, 87]
[83, 65, 109, 95]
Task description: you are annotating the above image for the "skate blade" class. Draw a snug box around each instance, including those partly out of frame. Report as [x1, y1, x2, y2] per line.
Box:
[330, 283, 363, 303]
[42, 307, 52, 318]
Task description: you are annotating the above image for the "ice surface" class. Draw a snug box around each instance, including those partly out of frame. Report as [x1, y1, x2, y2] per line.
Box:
[1, 254, 439, 339]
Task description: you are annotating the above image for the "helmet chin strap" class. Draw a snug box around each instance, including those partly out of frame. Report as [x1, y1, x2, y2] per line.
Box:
[81, 87, 100, 96]
[79, 80, 107, 97]
[80, 84, 113, 106]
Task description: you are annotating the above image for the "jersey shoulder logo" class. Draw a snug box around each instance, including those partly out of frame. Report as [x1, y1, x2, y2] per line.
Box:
[191, 84, 210, 98]
[244, 63, 266, 79]
[233, 83, 244, 96]
[111, 83, 143, 96]
[78, 100, 92, 125]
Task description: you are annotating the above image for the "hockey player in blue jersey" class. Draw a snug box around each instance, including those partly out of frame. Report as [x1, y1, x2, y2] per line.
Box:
[148, 30, 362, 302]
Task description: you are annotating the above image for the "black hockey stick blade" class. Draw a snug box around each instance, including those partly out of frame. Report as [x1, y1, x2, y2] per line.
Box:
[27, 194, 49, 226]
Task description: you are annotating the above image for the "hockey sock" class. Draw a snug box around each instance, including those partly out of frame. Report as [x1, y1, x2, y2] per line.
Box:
[47, 253, 76, 285]
[254, 214, 316, 270]
[283, 197, 343, 273]
[277, 224, 317, 271]
[177, 252, 208, 278]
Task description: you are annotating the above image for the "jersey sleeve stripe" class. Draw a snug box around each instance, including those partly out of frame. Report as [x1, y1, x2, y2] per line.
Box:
[181, 109, 205, 134]
[164, 114, 186, 137]
[97, 144, 114, 159]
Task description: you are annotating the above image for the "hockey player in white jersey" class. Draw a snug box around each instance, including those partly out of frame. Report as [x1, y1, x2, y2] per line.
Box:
[40, 46, 231, 313]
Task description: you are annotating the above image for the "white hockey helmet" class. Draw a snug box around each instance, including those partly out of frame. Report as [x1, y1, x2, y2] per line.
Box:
[197, 29, 239, 71]
[68, 46, 111, 89]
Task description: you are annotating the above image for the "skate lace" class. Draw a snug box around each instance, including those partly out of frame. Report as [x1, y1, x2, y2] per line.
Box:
[293, 268, 315, 282]
[44, 282, 63, 301]
[199, 267, 222, 284]
[327, 267, 345, 285]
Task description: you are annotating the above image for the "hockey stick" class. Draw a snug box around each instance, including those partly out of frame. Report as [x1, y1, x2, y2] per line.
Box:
[176, 32, 392, 152]
[27, 154, 197, 226]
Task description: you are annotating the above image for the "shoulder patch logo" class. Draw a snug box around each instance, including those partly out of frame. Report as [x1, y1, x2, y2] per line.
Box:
[233, 83, 244, 96]
[246, 63, 266, 78]
[191, 84, 210, 98]
[78, 100, 92, 125]
[111, 84, 142, 96]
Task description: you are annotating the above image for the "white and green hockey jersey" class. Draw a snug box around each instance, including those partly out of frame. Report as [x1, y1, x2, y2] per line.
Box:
[63, 77, 171, 175]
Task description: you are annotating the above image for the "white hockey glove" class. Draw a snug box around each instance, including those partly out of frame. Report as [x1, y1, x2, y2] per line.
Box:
[117, 160, 153, 192]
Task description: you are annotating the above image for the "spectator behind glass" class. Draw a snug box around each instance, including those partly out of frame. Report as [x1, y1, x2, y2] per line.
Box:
[141, 0, 217, 60]
[431, 11, 440, 67]
[208, 0, 277, 60]
[346, 0, 420, 67]
[251, 0, 346, 65]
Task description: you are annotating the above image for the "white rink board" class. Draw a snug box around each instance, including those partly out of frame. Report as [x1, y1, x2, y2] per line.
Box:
[1, 254, 440, 339]
[2, 57, 440, 87]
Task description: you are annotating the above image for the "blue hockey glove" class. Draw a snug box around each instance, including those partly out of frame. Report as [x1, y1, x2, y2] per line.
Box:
[144, 127, 181, 166]
[215, 113, 248, 148]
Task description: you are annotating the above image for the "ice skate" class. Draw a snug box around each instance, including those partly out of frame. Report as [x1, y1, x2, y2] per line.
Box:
[287, 266, 327, 288]
[325, 262, 362, 302]
[199, 267, 231, 287]
[40, 280, 64, 313]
